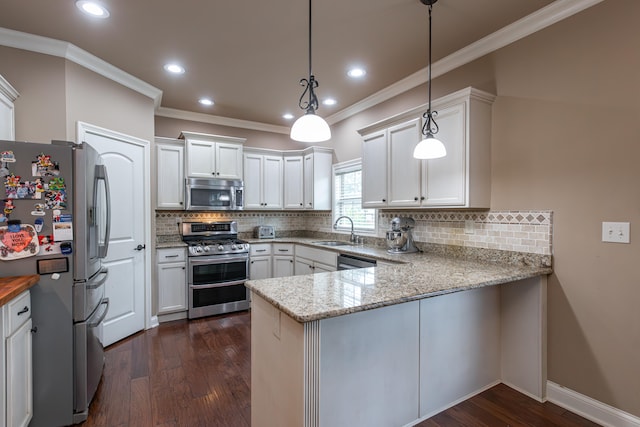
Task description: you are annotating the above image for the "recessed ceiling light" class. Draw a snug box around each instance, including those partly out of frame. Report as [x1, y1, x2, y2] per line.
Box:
[164, 63, 185, 74]
[283, 113, 294, 120]
[347, 67, 366, 78]
[199, 98, 214, 106]
[76, 1, 110, 18]
[323, 98, 337, 106]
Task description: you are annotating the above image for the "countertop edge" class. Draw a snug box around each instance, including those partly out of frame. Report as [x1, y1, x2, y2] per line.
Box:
[247, 267, 552, 323]
[0, 274, 40, 306]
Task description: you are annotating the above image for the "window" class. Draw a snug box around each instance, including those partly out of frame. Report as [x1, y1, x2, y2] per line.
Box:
[333, 159, 376, 233]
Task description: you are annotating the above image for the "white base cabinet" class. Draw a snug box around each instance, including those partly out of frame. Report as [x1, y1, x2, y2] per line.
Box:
[294, 246, 337, 275]
[250, 244, 273, 280]
[359, 87, 494, 209]
[272, 244, 294, 278]
[2, 290, 33, 427]
[156, 248, 187, 315]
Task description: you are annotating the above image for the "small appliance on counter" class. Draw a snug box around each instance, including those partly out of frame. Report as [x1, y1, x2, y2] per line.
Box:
[255, 225, 275, 239]
[386, 217, 420, 254]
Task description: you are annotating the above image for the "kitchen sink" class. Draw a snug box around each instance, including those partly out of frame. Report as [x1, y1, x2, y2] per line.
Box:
[313, 240, 352, 247]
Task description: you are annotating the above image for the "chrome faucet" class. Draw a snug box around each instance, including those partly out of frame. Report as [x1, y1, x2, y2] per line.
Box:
[334, 216, 356, 242]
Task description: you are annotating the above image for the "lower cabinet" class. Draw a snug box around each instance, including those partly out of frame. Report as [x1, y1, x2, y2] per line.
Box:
[294, 246, 337, 275]
[2, 290, 33, 427]
[156, 248, 187, 315]
[250, 243, 273, 280]
[272, 244, 294, 278]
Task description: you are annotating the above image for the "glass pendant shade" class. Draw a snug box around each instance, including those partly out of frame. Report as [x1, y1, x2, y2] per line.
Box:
[413, 135, 446, 159]
[290, 112, 331, 143]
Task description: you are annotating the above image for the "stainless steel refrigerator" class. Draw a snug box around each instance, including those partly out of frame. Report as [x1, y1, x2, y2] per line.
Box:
[0, 139, 111, 425]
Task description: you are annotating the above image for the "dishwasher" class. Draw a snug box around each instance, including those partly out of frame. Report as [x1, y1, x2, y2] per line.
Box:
[337, 253, 378, 270]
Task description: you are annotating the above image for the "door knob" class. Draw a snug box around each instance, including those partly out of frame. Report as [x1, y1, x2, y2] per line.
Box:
[134, 244, 146, 251]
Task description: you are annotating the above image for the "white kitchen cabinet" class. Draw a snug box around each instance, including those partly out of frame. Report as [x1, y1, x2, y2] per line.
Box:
[283, 154, 304, 209]
[0, 74, 18, 140]
[155, 137, 185, 209]
[358, 87, 494, 209]
[388, 119, 422, 207]
[2, 290, 33, 427]
[303, 147, 333, 210]
[250, 244, 272, 280]
[272, 244, 295, 278]
[294, 245, 337, 275]
[156, 248, 187, 315]
[181, 131, 245, 180]
[243, 150, 283, 209]
[361, 130, 388, 208]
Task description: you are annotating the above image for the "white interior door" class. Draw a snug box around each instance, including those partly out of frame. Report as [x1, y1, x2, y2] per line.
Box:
[78, 122, 150, 347]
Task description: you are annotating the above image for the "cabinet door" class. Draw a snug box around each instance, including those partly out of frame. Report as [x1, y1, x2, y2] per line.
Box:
[422, 103, 466, 206]
[6, 318, 33, 427]
[243, 153, 263, 209]
[156, 143, 185, 209]
[216, 142, 243, 180]
[388, 119, 422, 207]
[303, 154, 314, 209]
[157, 262, 187, 314]
[273, 256, 294, 278]
[314, 262, 336, 273]
[362, 130, 388, 208]
[263, 155, 283, 208]
[186, 139, 216, 178]
[284, 156, 304, 209]
[250, 256, 272, 280]
[294, 258, 314, 276]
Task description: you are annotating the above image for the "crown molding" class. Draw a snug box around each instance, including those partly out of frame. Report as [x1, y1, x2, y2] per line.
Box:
[0, 27, 163, 108]
[327, 0, 604, 124]
[156, 107, 290, 134]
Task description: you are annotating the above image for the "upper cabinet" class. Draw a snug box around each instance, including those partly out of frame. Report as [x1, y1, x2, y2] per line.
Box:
[283, 154, 304, 209]
[303, 147, 333, 210]
[359, 87, 494, 209]
[155, 137, 185, 209]
[0, 74, 19, 140]
[181, 131, 245, 180]
[243, 149, 283, 209]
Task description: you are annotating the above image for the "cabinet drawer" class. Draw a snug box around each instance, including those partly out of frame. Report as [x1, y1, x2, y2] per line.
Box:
[272, 243, 294, 255]
[157, 247, 186, 263]
[4, 290, 31, 336]
[250, 243, 272, 256]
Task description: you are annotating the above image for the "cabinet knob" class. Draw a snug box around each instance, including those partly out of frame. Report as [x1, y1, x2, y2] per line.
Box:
[299, 203, 303, 206]
[414, 197, 419, 201]
[17, 306, 29, 315]
[421, 196, 425, 201]
[31, 326, 38, 334]
[382, 199, 386, 202]
[290, 260, 293, 263]
[179, 202, 183, 205]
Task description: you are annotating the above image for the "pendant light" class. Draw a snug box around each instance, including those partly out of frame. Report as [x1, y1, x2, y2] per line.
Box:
[413, 0, 446, 159]
[290, 0, 331, 143]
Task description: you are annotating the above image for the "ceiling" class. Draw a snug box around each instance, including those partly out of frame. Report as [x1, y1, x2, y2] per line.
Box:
[0, 0, 557, 128]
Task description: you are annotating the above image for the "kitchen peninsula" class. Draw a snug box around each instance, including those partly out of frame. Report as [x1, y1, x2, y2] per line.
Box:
[246, 248, 551, 427]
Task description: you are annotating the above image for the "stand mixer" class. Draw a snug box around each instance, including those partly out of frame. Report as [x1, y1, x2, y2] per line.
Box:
[385, 217, 420, 254]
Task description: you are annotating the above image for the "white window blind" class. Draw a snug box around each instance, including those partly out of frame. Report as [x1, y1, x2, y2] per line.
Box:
[333, 160, 376, 232]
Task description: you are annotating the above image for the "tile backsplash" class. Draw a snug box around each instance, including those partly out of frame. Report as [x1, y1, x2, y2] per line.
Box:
[156, 209, 553, 258]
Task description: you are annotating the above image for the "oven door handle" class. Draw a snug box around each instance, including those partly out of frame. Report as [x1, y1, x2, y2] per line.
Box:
[190, 279, 247, 290]
[188, 256, 249, 266]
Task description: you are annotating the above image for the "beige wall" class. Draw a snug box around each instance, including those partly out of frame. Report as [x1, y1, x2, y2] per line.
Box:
[0, 46, 67, 142]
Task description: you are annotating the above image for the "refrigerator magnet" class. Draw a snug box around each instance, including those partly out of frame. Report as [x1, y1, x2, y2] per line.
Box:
[32, 153, 60, 177]
[53, 220, 73, 241]
[31, 203, 46, 216]
[34, 217, 44, 232]
[3, 199, 14, 216]
[0, 151, 16, 177]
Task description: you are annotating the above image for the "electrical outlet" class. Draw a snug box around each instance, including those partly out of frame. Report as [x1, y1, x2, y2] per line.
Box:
[602, 222, 630, 244]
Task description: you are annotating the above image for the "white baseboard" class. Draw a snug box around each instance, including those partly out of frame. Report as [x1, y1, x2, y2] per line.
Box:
[148, 315, 159, 329]
[547, 381, 640, 427]
[502, 380, 545, 403]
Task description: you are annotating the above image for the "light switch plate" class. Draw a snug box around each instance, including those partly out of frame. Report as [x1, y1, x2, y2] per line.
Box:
[602, 222, 630, 244]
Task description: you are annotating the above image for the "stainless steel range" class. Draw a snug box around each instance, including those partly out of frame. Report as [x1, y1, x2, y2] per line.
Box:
[181, 221, 250, 319]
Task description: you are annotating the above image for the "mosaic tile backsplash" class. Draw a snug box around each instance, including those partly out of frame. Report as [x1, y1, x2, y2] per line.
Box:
[156, 209, 553, 258]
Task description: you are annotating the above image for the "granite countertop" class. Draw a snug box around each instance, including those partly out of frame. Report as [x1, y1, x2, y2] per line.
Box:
[245, 238, 552, 323]
[0, 275, 39, 306]
[156, 241, 187, 249]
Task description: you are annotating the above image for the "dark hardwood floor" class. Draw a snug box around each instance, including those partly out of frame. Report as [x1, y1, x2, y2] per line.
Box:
[79, 311, 600, 427]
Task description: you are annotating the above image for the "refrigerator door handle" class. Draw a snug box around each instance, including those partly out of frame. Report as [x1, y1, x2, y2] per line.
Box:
[88, 298, 109, 328]
[86, 268, 109, 290]
[95, 164, 111, 259]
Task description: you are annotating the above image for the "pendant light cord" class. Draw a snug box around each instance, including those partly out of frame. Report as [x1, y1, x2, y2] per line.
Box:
[422, 0, 439, 137]
[297, 0, 319, 114]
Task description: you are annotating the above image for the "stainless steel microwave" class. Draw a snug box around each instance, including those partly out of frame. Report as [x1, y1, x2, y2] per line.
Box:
[185, 178, 244, 210]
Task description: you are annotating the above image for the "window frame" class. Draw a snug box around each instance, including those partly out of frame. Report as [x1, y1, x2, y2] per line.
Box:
[332, 158, 377, 236]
